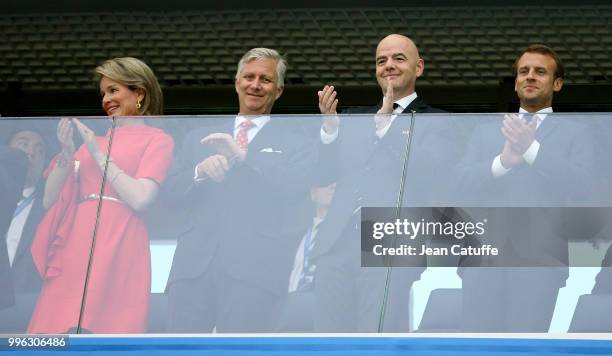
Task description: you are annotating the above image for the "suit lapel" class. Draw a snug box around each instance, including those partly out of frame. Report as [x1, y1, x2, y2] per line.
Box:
[382, 97, 424, 145]
[357, 96, 430, 162]
[247, 118, 276, 153]
[223, 119, 235, 136]
[536, 116, 560, 142]
[373, 96, 427, 114]
[384, 96, 427, 137]
[404, 96, 427, 113]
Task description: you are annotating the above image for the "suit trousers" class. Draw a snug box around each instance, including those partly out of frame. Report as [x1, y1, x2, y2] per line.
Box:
[313, 219, 422, 332]
[166, 254, 286, 333]
[461, 267, 566, 332]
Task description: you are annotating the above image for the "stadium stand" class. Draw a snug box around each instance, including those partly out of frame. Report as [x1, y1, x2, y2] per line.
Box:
[0, 6, 610, 89]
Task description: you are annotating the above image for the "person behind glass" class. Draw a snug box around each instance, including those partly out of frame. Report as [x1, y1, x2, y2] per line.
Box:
[28, 57, 174, 333]
[312, 34, 454, 332]
[5, 129, 47, 295]
[0, 134, 29, 310]
[166, 48, 316, 332]
[288, 183, 336, 294]
[276, 182, 336, 332]
[593, 241, 612, 294]
[456, 45, 595, 332]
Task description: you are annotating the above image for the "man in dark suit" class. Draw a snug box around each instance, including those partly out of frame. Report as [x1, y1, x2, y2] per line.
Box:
[276, 182, 335, 332]
[592, 246, 612, 294]
[0, 136, 29, 309]
[456, 44, 596, 332]
[311, 34, 456, 332]
[587, 116, 612, 296]
[5, 129, 46, 294]
[166, 48, 316, 332]
[0, 128, 47, 332]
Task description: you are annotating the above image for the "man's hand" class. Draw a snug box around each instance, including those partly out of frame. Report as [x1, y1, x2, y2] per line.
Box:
[377, 79, 395, 114]
[318, 85, 340, 135]
[318, 85, 338, 115]
[201, 133, 246, 162]
[500, 140, 524, 169]
[196, 154, 230, 182]
[501, 113, 537, 154]
[374, 79, 395, 130]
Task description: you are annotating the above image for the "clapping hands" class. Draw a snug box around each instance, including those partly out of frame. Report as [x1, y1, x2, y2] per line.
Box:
[374, 78, 395, 130]
[499, 113, 537, 169]
[57, 118, 102, 159]
[318, 85, 340, 134]
[196, 133, 245, 183]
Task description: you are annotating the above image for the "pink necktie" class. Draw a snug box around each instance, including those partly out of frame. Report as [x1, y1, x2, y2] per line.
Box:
[236, 120, 254, 150]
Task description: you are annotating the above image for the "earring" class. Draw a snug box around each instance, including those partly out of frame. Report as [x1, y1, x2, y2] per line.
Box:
[136, 99, 142, 110]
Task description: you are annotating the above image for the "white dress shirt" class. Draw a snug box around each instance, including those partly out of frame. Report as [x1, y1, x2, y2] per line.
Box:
[233, 115, 270, 143]
[320, 93, 418, 144]
[6, 186, 35, 266]
[288, 217, 323, 293]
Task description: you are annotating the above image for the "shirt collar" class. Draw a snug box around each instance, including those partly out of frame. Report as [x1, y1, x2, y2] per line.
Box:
[393, 92, 418, 112]
[519, 107, 553, 115]
[519, 106, 552, 124]
[313, 217, 324, 230]
[22, 186, 35, 199]
[235, 115, 271, 130]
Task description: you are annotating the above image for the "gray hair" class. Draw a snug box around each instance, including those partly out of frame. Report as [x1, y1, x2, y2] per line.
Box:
[235, 48, 287, 87]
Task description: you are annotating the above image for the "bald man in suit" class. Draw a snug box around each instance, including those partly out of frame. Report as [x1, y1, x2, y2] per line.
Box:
[313, 34, 456, 332]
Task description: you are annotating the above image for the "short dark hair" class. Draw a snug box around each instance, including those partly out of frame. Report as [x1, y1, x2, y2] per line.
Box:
[513, 44, 564, 80]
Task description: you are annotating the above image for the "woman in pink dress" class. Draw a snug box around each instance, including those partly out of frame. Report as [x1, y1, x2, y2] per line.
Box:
[28, 57, 174, 333]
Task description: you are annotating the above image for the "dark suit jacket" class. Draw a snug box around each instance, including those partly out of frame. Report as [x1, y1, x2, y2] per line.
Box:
[0, 146, 28, 309]
[593, 245, 612, 294]
[455, 115, 596, 269]
[10, 186, 44, 293]
[166, 117, 317, 294]
[312, 97, 456, 260]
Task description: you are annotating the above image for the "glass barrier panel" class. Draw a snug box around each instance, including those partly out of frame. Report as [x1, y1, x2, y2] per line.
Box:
[376, 113, 612, 333]
[137, 114, 415, 334]
[0, 117, 109, 334]
[24, 113, 612, 334]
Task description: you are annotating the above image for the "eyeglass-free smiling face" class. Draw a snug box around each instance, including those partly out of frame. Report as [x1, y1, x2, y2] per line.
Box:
[375, 34, 424, 100]
[235, 59, 283, 116]
[515, 52, 563, 112]
[100, 76, 144, 117]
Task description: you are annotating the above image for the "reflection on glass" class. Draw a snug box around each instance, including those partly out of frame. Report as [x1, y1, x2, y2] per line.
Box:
[0, 120, 54, 333]
[0, 113, 609, 334]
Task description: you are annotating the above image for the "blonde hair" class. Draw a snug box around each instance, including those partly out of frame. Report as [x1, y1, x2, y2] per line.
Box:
[95, 57, 163, 116]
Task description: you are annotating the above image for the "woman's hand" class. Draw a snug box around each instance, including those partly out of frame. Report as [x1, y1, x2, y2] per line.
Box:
[57, 118, 76, 157]
[72, 118, 102, 161]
